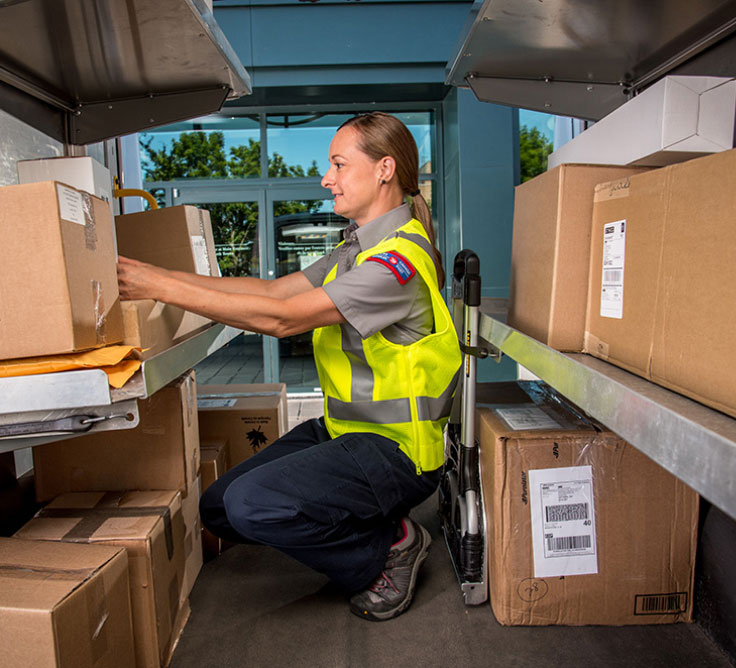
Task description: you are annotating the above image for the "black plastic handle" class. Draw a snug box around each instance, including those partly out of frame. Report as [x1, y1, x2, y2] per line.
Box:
[452, 249, 481, 307]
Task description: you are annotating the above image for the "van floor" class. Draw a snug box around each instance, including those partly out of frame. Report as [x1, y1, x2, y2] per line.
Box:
[170, 495, 732, 668]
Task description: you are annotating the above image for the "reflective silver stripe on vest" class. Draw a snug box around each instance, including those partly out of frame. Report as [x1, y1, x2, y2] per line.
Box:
[327, 396, 413, 424]
[340, 322, 374, 402]
[415, 368, 461, 422]
[396, 231, 434, 263]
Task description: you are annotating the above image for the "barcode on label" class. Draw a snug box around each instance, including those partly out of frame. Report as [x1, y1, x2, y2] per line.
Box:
[545, 503, 589, 522]
[603, 269, 622, 284]
[634, 592, 688, 615]
[545, 535, 591, 552]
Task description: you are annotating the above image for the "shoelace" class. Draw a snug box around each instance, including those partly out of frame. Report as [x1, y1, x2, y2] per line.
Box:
[370, 571, 400, 595]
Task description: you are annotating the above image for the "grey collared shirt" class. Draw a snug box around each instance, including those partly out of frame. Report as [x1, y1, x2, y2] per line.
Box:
[302, 203, 433, 344]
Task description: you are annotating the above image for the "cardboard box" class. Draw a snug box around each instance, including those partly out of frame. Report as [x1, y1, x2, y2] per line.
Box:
[197, 384, 287, 469]
[508, 164, 648, 351]
[549, 76, 736, 168]
[477, 381, 699, 626]
[122, 299, 215, 360]
[0, 537, 135, 668]
[16, 490, 187, 668]
[585, 148, 736, 418]
[200, 441, 228, 558]
[0, 181, 123, 360]
[17, 156, 113, 204]
[115, 205, 219, 278]
[180, 475, 203, 604]
[33, 371, 199, 502]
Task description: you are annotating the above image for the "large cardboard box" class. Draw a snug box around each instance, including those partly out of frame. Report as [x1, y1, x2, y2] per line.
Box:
[549, 76, 736, 168]
[477, 381, 699, 626]
[200, 441, 228, 558]
[585, 148, 736, 418]
[33, 371, 199, 502]
[122, 299, 214, 360]
[197, 384, 288, 469]
[508, 164, 648, 351]
[17, 156, 113, 204]
[0, 537, 135, 668]
[115, 205, 219, 277]
[16, 491, 187, 668]
[179, 475, 203, 604]
[116, 205, 220, 356]
[0, 181, 123, 360]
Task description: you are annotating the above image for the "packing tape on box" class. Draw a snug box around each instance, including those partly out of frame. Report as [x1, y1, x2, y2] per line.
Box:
[37, 492, 176, 560]
[92, 279, 108, 345]
[0, 561, 110, 659]
[81, 192, 98, 251]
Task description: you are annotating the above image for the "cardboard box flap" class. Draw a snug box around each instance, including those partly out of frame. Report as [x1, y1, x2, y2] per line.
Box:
[0, 537, 123, 609]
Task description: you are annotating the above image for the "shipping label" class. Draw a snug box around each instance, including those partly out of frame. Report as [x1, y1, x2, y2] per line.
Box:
[57, 184, 86, 225]
[493, 406, 561, 431]
[191, 235, 211, 276]
[600, 219, 626, 319]
[529, 465, 598, 577]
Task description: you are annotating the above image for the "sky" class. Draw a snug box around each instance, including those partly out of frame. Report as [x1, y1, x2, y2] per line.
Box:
[519, 109, 556, 141]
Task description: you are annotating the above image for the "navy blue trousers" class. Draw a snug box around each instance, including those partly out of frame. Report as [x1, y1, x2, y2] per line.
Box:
[199, 417, 440, 592]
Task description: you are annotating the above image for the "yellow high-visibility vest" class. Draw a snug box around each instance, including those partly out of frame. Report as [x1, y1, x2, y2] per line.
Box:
[313, 218, 462, 473]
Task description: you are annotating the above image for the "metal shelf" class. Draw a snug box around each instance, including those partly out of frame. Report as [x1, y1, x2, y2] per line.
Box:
[446, 0, 736, 120]
[479, 313, 736, 522]
[0, 0, 251, 145]
[0, 324, 243, 452]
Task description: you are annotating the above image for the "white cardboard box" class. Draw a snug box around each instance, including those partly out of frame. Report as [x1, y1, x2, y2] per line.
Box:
[17, 156, 113, 204]
[549, 76, 736, 168]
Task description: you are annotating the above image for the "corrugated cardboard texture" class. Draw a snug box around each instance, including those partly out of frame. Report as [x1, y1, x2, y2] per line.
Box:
[477, 382, 698, 626]
[15, 490, 186, 668]
[585, 148, 736, 417]
[33, 371, 199, 502]
[200, 441, 228, 558]
[122, 299, 213, 359]
[115, 206, 219, 277]
[0, 537, 134, 668]
[197, 384, 287, 469]
[508, 165, 647, 352]
[179, 476, 203, 606]
[0, 181, 123, 359]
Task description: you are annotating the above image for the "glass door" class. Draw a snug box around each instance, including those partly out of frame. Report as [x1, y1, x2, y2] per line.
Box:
[175, 187, 268, 385]
[266, 188, 348, 393]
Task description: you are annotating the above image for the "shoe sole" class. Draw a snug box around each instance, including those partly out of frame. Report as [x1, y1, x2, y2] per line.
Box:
[351, 524, 432, 622]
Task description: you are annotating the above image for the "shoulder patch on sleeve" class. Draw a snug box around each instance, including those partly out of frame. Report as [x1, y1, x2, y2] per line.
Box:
[366, 251, 416, 285]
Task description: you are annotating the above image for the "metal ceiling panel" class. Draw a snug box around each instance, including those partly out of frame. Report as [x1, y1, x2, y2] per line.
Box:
[446, 0, 736, 119]
[0, 0, 251, 144]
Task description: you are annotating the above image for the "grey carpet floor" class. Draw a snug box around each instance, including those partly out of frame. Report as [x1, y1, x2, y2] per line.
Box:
[170, 498, 732, 668]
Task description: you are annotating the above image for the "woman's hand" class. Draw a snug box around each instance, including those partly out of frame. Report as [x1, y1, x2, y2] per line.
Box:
[117, 255, 168, 301]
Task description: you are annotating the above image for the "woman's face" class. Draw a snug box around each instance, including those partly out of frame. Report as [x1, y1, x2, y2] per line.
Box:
[321, 125, 383, 225]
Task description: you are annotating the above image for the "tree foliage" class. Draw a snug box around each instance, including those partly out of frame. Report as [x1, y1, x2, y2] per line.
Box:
[519, 125, 553, 183]
[140, 131, 322, 277]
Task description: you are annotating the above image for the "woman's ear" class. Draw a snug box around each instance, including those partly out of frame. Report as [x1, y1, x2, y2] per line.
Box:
[378, 156, 397, 183]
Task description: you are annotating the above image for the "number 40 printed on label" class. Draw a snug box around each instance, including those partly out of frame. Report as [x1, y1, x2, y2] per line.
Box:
[528, 465, 598, 578]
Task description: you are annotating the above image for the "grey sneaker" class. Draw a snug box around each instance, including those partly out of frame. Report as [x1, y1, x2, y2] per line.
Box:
[350, 517, 431, 621]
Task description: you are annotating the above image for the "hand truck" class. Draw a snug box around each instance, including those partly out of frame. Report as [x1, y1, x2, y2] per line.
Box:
[439, 249, 498, 605]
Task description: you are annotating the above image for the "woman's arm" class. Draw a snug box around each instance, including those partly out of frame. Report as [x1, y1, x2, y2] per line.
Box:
[117, 256, 344, 337]
[156, 262, 314, 300]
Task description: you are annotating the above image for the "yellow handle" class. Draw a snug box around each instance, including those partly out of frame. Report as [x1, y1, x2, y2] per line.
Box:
[113, 187, 159, 210]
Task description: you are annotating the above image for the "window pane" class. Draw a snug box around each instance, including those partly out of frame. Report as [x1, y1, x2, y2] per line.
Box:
[393, 111, 434, 174]
[139, 115, 261, 181]
[266, 114, 352, 179]
[274, 199, 348, 391]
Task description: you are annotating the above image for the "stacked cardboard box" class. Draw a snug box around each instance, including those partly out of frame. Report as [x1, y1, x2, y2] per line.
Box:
[477, 381, 699, 626]
[16, 491, 187, 668]
[200, 440, 229, 558]
[0, 537, 135, 668]
[585, 148, 736, 418]
[508, 164, 648, 351]
[197, 384, 287, 469]
[0, 181, 123, 360]
[115, 206, 220, 358]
